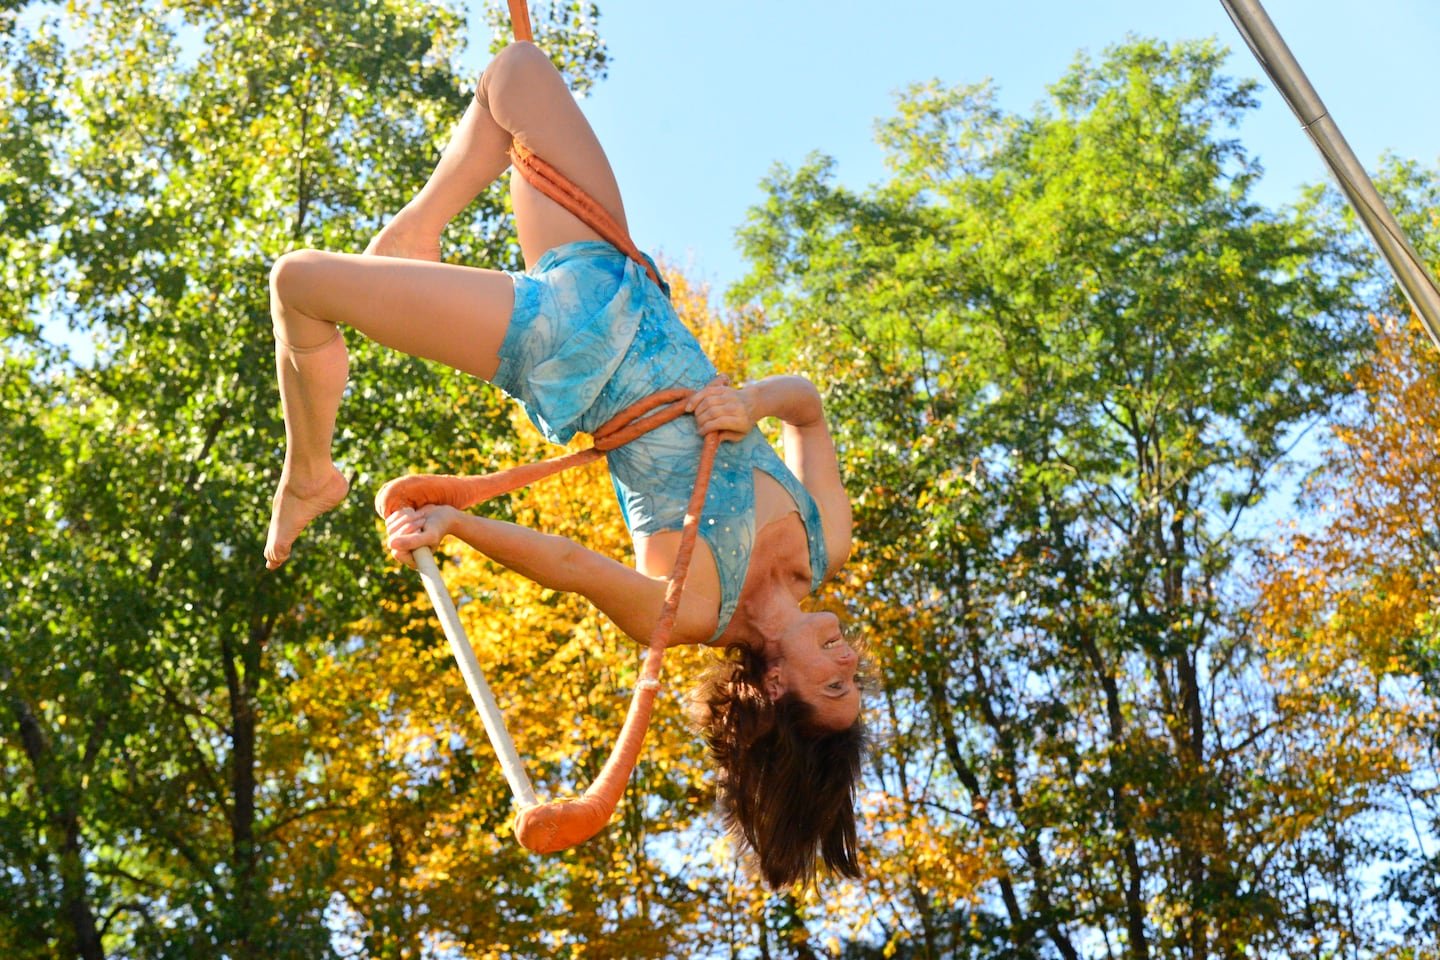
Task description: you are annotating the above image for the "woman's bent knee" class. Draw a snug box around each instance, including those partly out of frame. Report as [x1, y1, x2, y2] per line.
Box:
[489, 40, 550, 80]
[477, 40, 556, 112]
[269, 249, 329, 301]
[269, 250, 340, 344]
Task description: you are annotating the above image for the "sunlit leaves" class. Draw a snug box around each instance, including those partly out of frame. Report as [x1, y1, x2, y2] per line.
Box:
[1256, 307, 1440, 943]
[1, 0, 604, 955]
[735, 35, 1380, 959]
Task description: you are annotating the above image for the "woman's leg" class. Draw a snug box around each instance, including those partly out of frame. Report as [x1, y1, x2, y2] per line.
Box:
[478, 40, 631, 265]
[263, 253, 517, 568]
[266, 41, 632, 567]
[365, 94, 512, 262]
[265, 304, 351, 570]
[371, 40, 630, 266]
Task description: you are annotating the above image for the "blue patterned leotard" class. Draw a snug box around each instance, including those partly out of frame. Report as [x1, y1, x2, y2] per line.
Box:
[491, 241, 829, 640]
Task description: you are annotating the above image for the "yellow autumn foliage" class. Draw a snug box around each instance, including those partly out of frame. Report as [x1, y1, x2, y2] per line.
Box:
[1254, 313, 1440, 869]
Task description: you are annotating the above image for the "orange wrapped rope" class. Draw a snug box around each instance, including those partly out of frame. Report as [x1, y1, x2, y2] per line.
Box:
[510, 142, 664, 289]
[514, 429, 718, 852]
[374, 388, 691, 517]
[499, 2, 661, 289]
[375, 2, 697, 855]
[507, 0, 533, 43]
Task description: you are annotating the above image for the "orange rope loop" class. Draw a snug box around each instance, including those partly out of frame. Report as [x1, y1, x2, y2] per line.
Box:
[510, 142, 664, 290]
[376, 2, 692, 855]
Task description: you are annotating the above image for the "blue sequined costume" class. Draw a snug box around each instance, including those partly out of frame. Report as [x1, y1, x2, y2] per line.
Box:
[492, 241, 828, 639]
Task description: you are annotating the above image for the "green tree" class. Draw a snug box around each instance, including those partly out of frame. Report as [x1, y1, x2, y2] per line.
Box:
[1, 19, 106, 960]
[734, 37, 1372, 959]
[0, 0, 606, 956]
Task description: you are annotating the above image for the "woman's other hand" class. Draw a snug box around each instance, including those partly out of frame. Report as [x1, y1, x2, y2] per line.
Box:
[685, 383, 756, 444]
[384, 505, 460, 567]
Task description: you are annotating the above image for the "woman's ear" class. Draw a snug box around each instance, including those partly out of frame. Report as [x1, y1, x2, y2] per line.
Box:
[763, 662, 785, 700]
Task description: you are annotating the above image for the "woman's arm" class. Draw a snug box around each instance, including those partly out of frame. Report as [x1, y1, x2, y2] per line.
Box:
[384, 506, 719, 646]
[686, 376, 853, 577]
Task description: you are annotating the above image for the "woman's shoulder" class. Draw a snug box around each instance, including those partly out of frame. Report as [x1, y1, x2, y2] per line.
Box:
[753, 469, 831, 583]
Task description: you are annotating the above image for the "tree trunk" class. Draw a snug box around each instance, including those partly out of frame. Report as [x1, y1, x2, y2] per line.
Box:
[1075, 626, 1150, 960]
[222, 617, 266, 960]
[7, 679, 105, 960]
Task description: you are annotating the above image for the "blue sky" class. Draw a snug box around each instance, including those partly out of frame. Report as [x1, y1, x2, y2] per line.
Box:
[455, 0, 1440, 294]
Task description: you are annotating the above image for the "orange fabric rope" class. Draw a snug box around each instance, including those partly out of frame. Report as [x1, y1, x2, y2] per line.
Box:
[510, 142, 664, 290]
[375, 388, 719, 853]
[513, 428, 719, 852]
[376, 4, 692, 854]
[373, 388, 693, 517]
[507, 0, 533, 43]
[499, 2, 661, 289]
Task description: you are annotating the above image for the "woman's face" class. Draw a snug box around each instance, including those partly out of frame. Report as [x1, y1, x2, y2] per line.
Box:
[765, 611, 861, 731]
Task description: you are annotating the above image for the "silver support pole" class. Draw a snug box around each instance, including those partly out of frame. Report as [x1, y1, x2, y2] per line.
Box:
[1220, 0, 1440, 352]
[413, 546, 539, 809]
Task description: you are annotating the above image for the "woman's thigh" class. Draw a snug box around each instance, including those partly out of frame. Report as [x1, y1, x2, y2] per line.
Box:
[272, 250, 515, 381]
[482, 42, 631, 264]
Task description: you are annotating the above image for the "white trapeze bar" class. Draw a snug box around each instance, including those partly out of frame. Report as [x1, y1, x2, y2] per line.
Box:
[412, 546, 539, 809]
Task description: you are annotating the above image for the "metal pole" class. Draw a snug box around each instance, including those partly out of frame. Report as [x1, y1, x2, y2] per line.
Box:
[1220, 0, 1440, 352]
[413, 546, 538, 809]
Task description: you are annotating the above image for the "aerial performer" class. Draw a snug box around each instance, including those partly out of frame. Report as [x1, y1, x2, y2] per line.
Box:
[260, 33, 865, 887]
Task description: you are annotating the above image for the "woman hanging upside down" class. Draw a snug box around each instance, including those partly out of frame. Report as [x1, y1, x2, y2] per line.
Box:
[263, 40, 864, 888]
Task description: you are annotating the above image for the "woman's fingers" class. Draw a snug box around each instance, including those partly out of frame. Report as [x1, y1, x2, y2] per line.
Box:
[686, 384, 738, 414]
[683, 382, 729, 413]
[383, 507, 438, 568]
[684, 380, 750, 445]
[385, 506, 419, 531]
[382, 505, 458, 573]
[691, 393, 737, 422]
[689, 389, 754, 443]
[698, 414, 745, 435]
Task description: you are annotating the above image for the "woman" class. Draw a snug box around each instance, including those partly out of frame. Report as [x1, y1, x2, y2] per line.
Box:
[263, 40, 864, 888]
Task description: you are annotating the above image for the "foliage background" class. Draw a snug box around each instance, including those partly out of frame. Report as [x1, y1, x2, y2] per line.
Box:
[3, 1, 1439, 957]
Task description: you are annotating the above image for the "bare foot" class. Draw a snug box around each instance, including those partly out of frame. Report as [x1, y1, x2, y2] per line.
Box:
[364, 212, 442, 262]
[264, 467, 350, 569]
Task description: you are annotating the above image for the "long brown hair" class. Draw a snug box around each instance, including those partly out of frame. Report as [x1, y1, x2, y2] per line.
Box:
[688, 645, 868, 888]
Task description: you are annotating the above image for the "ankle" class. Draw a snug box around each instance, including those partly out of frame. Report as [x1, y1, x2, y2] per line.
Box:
[390, 202, 448, 239]
[280, 462, 344, 495]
